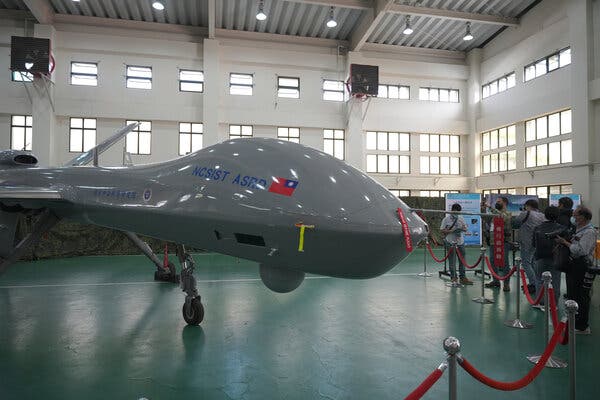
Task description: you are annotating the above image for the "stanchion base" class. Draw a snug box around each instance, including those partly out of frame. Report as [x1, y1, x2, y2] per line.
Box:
[472, 296, 494, 304]
[417, 272, 433, 277]
[504, 319, 533, 329]
[526, 355, 568, 368]
[445, 281, 464, 288]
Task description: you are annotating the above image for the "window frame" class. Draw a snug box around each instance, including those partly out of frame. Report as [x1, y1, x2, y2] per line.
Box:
[322, 79, 345, 102]
[524, 47, 571, 83]
[377, 84, 410, 100]
[277, 76, 300, 99]
[323, 129, 345, 160]
[277, 127, 300, 143]
[10, 115, 33, 151]
[418, 87, 459, 103]
[179, 122, 203, 155]
[179, 69, 204, 93]
[11, 71, 33, 82]
[126, 65, 152, 90]
[69, 117, 97, 153]
[229, 73, 254, 96]
[482, 72, 516, 99]
[229, 124, 253, 139]
[70, 61, 98, 86]
[125, 120, 152, 155]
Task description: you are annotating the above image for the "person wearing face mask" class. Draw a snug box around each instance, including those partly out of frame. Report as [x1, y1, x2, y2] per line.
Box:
[485, 196, 513, 291]
[440, 203, 473, 285]
[513, 199, 545, 295]
[557, 196, 575, 235]
[555, 206, 596, 334]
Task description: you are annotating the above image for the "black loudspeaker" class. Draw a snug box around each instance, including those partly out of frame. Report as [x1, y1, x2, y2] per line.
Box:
[10, 36, 51, 74]
[349, 64, 379, 96]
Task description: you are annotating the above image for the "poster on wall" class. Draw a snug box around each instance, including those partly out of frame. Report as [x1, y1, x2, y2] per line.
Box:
[445, 193, 482, 246]
[549, 193, 582, 208]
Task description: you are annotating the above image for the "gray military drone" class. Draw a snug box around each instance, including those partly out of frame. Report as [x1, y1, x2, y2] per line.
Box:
[0, 124, 428, 325]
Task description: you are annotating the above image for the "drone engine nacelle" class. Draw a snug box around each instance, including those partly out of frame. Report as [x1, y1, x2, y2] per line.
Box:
[0, 150, 38, 168]
[259, 264, 305, 293]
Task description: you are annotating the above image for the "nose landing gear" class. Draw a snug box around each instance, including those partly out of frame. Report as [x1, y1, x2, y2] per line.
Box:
[177, 245, 204, 325]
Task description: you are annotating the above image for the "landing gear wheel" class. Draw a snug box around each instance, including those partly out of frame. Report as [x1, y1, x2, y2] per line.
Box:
[182, 297, 204, 325]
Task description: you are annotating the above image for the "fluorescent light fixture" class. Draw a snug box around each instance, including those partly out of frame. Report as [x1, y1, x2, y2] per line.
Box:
[463, 22, 473, 41]
[256, 0, 267, 20]
[326, 6, 337, 28]
[152, 1, 165, 11]
[403, 16, 413, 35]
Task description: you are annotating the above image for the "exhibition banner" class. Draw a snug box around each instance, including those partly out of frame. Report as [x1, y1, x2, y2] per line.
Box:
[493, 217, 505, 267]
[549, 193, 582, 208]
[445, 193, 482, 246]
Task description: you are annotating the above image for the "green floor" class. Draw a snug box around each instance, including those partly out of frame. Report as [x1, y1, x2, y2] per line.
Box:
[1, 248, 599, 399]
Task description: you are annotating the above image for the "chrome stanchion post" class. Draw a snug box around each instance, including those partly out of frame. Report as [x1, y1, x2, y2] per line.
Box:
[472, 247, 494, 304]
[418, 238, 433, 277]
[443, 336, 460, 400]
[527, 271, 567, 368]
[505, 257, 533, 329]
[565, 300, 578, 400]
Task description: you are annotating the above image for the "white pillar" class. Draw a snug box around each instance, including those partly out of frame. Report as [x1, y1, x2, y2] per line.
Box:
[202, 38, 220, 147]
[466, 48, 482, 192]
[31, 24, 56, 167]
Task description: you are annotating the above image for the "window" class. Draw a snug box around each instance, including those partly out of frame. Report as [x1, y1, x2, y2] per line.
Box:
[69, 118, 96, 152]
[525, 110, 571, 142]
[482, 150, 516, 174]
[323, 80, 345, 101]
[71, 62, 98, 86]
[179, 123, 203, 155]
[418, 190, 459, 197]
[179, 70, 204, 92]
[389, 189, 411, 197]
[229, 73, 253, 96]
[10, 115, 32, 151]
[480, 124, 516, 174]
[12, 71, 33, 82]
[229, 124, 253, 139]
[323, 129, 344, 160]
[277, 77, 299, 99]
[524, 47, 571, 82]
[419, 87, 459, 103]
[482, 188, 517, 196]
[277, 127, 300, 143]
[366, 131, 410, 151]
[482, 72, 515, 99]
[420, 156, 459, 175]
[366, 155, 410, 174]
[526, 184, 572, 199]
[526, 140, 572, 167]
[377, 84, 410, 99]
[420, 134, 460, 153]
[125, 120, 151, 154]
[126, 66, 152, 89]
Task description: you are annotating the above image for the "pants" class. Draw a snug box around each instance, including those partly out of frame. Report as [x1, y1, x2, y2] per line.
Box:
[489, 242, 511, 284]
[520, 246, 538, 291]
[534, 257, 561, 305]
[446, 243, 466, 279]
[566, 259, 596, 330]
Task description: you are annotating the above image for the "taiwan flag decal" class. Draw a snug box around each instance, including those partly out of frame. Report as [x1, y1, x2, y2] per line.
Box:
[268, 177, 299, 196]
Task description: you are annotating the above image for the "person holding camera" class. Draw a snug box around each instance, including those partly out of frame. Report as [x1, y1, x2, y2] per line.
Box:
[513, 199, 545, 294]
[532, 206, 565, 303]
[555, 206, 596, 334]
[440, 203, 473, 285]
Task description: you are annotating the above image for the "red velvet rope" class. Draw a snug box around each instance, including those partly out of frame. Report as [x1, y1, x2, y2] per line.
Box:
[404, 367, 445, 400]
[484, 257, 517, 281]
[548, 287, 559, 329]
[458, 321, 567, 391]
[456, 250, 483, 269]
[426, 242, 454, 263]
[519, 269, 545, 305]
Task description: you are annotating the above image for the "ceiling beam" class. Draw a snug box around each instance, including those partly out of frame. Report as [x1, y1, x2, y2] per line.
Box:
[215, 28, 348, 48]
[0, 9, 35, 20]
[362, 42, 465, 61]
[23, 0, 55, 24]
[388, 4, 519, 27]
[350, 0, 394, 51]
[282, 0, 372, 10]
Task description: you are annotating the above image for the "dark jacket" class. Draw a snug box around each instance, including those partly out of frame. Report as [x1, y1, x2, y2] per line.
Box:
[557, 208, 575, 235]
[532, 221, 566, 260]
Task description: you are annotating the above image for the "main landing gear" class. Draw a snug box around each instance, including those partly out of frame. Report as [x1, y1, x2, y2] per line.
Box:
[177, 245, 204, 325]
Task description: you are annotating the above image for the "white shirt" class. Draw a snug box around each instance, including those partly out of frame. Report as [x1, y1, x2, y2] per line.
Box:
[440, 215, 467, 246]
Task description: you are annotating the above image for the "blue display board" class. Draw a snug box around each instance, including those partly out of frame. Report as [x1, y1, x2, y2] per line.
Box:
[445, 193, 482, 246]
[487, 194, 539, 215]
[549, 193, 582, 208]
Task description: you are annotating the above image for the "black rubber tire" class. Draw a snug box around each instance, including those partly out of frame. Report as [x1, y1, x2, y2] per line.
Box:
[182, 297, 204, 325]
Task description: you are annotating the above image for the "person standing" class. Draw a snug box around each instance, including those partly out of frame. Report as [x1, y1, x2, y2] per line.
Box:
[532, 206, 565, 303]
[513, 199, 545, 294]
[557, 196, 575, 234]
[485, 196, 513, 291]
[555, 206, 596, 334]
[440, 203, 473, 285]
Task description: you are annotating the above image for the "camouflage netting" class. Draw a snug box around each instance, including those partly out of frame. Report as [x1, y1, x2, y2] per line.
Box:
[16, 196, 548, 260]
